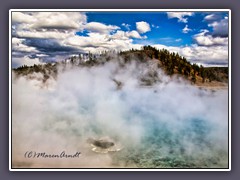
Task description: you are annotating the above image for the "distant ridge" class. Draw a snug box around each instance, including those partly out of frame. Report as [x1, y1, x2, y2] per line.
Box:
[13, 45, 228, 87]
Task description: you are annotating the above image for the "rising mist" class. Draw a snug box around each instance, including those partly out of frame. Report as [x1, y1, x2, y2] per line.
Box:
[12, 57, 228, 168]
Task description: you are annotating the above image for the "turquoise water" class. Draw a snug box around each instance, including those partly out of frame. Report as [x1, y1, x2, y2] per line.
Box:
[111, 117, 228, 168]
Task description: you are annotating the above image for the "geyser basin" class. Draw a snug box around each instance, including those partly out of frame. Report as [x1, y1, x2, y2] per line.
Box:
[12, 60, 228, 169]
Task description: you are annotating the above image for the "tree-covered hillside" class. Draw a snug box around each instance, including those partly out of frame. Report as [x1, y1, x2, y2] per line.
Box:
[13, 45, 228, 85]
[119, 46, 228, 84]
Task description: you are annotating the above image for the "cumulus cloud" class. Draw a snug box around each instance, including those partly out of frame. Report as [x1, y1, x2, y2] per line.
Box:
[126, 30, 143, 39]
[12, 12, 147, 64]
[12, 12, 36, 24]
[203, 13, 229, 37]
[62, 29, 145, 54]
[11, 11, 229, 68]
[195, 34, 228, 46]
[178, 45, 228, 66]
[167, 12, 194, 23]
[193, 29, 228, 46]
[111, 30, 144, 40]
[64, 32, 142, 54]
[12, 12, 87, 31]
[12, 12, 88, 64]
[182, 15, 229, 66]
[84, 22, 120, 34]
[182, 25, 192, 34]
[153, 43, 228, 66]
[136, 21, 151, 34]
[12, 12, 87, 44]
[209, 17, 229, 37]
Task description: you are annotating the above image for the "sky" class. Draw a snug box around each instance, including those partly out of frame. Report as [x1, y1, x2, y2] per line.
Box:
[11, 11, 229, 67]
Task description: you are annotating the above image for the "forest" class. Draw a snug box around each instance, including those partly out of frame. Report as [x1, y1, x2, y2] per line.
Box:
[13, 45, 228, 85]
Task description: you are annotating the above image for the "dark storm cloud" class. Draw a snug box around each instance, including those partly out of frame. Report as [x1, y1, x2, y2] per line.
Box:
[202, 13, 229, 38]
[211, 18, 229, 38]
[23, 38, 79, 54]
[34, 26, 78, 31]
[12, 51, 28, 58]
[12, 37, 84, 64]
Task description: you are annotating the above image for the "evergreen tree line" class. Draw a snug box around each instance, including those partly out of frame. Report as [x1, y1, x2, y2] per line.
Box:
[13, 45, 228, 84]
[120, 45, 228, 84]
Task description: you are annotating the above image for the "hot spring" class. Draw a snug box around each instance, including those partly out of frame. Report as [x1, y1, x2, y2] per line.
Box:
[12, 60, 228, 168]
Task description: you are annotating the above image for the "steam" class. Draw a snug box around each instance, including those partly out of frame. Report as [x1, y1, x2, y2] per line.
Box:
[12, 58, 228, 168]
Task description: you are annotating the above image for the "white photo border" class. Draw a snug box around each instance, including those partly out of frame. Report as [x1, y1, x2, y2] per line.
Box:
[9, 9, 231, 171]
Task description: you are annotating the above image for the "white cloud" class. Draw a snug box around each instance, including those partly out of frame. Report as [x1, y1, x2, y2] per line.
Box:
[16, 30, 72, 39]
[154, 29, 228, 65]
[34, 12, 86, 30]
[152, 24, 160, 29]
[208, 17, 228, 37]
[167, 12, 194, 23]
[111, 30, 144, 40]
[175, 38, 182, 42]
[12, 12, 36, 24]
[204, 14, 220, 21]
[136, 21, 151, 34]
[12, 37, 24, 46]
[122, 23, 131, 30]
[126, 30, 143, 39]
[12, 12, 147, 57]
[64, 29, 145, 53]
[11, 12, 228, 67]
[182, 25, 192, 34]
[12, 12, 87, 41]
[13, 12, 87, 30]
[111, 31, 129, 40]
[36, 54, 49, 57]
[65, 33, 111, 48]
[153, 43, 228, 66]
[193, 30, 228, 46]
[195, 35, 228, 46]
[12, 12, 145, 57]
[179, 45, 228, 66]
[84, 22, 120, 34]
[12, 12, 87, 57]
[64, 31, 144, 54]
[12, 56, 45, 67]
